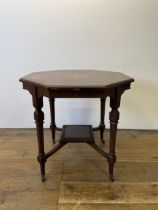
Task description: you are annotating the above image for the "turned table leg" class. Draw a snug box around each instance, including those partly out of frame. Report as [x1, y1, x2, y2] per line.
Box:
[108, 90, 121, 181]
[33, 93, 46, 182]
[99, 98, 106, 143]
[49, 98, 56, 144]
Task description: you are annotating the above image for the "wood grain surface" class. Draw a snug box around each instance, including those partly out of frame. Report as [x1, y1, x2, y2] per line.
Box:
[19, 70, 134, 88]
[0, 129, 158, 210]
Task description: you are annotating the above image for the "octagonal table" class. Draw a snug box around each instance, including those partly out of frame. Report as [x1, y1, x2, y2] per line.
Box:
[20, 70, 134, 182]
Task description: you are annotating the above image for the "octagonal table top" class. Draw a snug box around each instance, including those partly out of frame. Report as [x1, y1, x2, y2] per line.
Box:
[20, 70, 134, 88]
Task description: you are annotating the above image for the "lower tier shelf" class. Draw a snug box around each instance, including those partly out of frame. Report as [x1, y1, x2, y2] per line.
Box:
[60, 125, 95, 143]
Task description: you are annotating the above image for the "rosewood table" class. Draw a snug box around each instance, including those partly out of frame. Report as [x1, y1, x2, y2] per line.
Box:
[19, 70, 134, 182]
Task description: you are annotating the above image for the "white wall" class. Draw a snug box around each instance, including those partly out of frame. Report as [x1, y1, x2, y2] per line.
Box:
[0, 0, 158, 129]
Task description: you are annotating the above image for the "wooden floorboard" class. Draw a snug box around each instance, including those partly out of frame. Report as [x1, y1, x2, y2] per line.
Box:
[58, 203, 158, 210]
[59, 182, 158, 203]
[0, 129, 158, 210]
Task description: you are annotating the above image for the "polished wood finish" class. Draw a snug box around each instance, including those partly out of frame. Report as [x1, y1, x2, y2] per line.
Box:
[107, 88, 121, 181]
[0, 129, 158, 210]
[49, 98, 56, 144]
[32, 88, 46, 182]
[19, 70, 134, 88]
[99, 98, 106, 143]
[20, 70, 134, 181]
[60, 125, 94, 143]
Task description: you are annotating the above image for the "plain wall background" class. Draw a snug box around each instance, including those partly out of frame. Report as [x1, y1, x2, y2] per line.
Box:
[0, 0, 158, 129]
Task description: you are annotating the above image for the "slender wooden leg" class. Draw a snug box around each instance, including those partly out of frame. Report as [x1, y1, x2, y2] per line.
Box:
[33, 92, 46, 182]
[99, 98, 106, 143]
[108, 90, 121, 181]
[49, 98, 56, 144]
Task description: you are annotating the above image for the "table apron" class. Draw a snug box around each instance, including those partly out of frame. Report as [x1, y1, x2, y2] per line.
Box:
[45, 87, 114, 98]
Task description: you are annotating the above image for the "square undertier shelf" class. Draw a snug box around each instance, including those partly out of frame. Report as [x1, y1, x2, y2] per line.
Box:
[60, 125, 95, 143]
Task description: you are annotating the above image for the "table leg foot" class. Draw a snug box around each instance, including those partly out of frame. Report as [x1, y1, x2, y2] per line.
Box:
[41, 175, 45, 182]
[107, 153, 116, 182]
[37, 155, 46, 182]
[101, 138, 105, 144]
[109, 174, 114, 182]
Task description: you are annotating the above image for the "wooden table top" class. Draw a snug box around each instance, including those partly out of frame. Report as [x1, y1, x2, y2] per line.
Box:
[20, 70, 134, 88]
